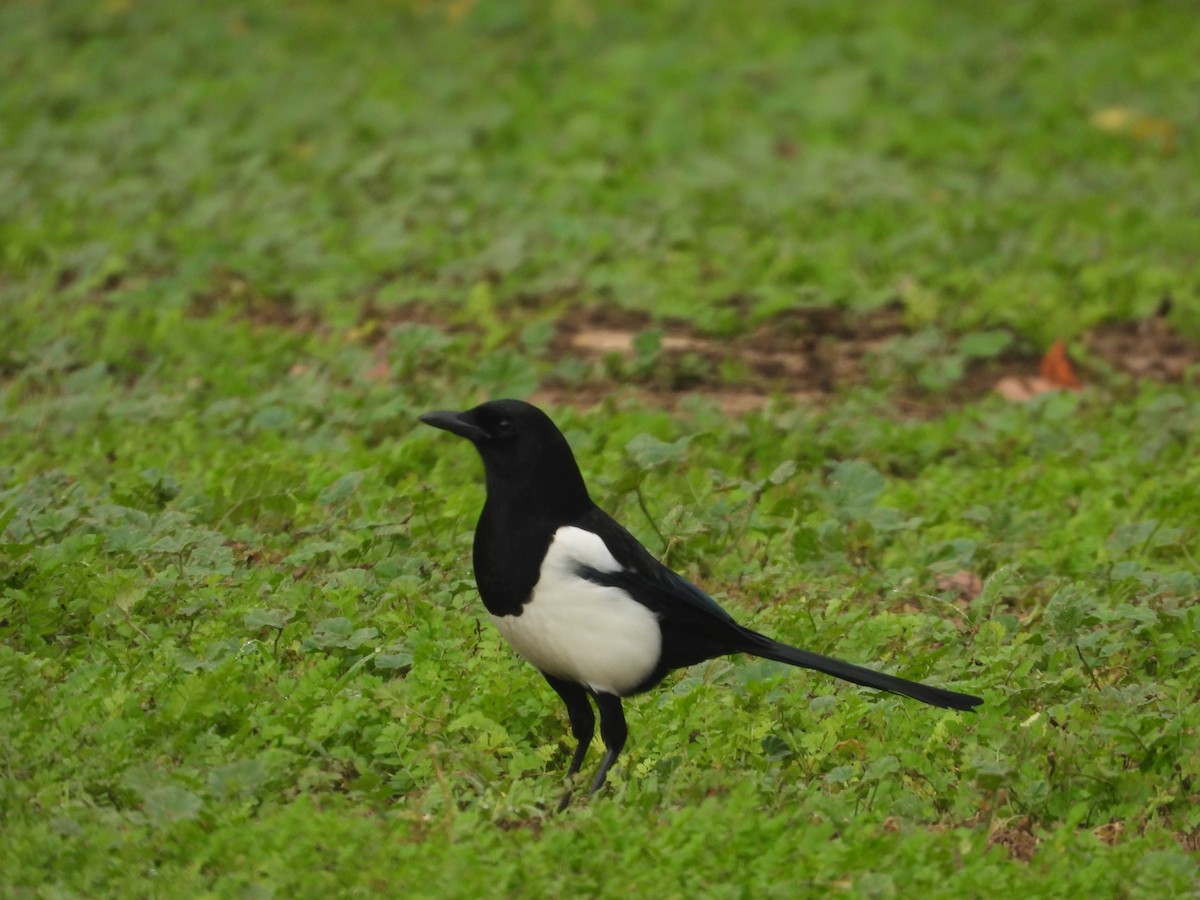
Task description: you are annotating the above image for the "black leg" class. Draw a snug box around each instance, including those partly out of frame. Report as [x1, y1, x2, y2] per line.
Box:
[543, 673, 595, 811]
[588, 692, 628, 797]
[543, 673, 595, 775]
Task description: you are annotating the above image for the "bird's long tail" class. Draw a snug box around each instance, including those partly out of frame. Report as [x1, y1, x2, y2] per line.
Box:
[740, 630, 981, 711]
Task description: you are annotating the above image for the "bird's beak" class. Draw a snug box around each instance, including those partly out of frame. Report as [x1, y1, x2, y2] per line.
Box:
[419, 409, 488, 442]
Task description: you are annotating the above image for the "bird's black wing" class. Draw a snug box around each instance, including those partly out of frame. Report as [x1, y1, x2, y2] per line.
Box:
[571, 506, 747, 648]
[571, 507, 982, 710]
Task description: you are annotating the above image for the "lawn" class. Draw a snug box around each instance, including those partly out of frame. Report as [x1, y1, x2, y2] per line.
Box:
[2, 0, 1198, 897]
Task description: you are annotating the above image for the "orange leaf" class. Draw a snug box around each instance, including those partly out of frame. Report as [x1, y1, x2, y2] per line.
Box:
[1039, 340, 1082, 390]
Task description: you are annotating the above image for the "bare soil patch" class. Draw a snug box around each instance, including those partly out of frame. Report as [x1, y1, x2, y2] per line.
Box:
[989, 816, 1039, 862]
[189, 270, 325, 334]
[187, 283, 1200, 412]
[538, 304, 1198, 412]
[1090, 315, 1198, 382]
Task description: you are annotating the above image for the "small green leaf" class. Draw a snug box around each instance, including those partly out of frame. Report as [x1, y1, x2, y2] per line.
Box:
[808, 695, 839, 714]
[632, 328, 664, 370]
[305, 617, 379, 650]
[625, 433, 695, 470]
[972, 759, 1014, 791]
[243, 608, 293, 631]
[1105, 520, 1156, 554]
[374, 649, 414, 671]
[864, 754, 900, 781]
[315, 617, 353, 636]
[141, 784, 203, 825]
[248, 405, 294, 432]
[824, 765, 857, 785]
[824, 460, 886, 517]
[767, 460, 798, 486]
[957, 330, 1013, 359]
[319, 471, 366, 505]
[792, 526, 820, 561]
[474, 349, 538, 397]
[760, 734, 791, 761]
[207, 759, 269, 801]
[344, 626, 379, 650]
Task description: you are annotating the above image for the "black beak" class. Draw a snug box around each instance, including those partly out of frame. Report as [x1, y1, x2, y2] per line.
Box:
[419, 409, 488, 442]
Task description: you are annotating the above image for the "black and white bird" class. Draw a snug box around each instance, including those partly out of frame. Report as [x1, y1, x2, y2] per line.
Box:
[420, 399, 981, 808]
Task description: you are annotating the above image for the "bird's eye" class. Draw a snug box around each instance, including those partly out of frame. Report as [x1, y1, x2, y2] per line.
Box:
[494, 418, 515, 438]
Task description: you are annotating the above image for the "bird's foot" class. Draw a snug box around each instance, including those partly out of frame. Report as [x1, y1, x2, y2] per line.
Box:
[555, 787, 574, 813]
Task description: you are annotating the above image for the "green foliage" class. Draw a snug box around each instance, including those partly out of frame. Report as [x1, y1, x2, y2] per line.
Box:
[2, 0, 1199, 895]
[2, 0, 1199, 343]
[10, 366, 1196, 898]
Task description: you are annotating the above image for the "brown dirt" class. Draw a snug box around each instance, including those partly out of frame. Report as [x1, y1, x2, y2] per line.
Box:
[189, 269, 325, 334]
[535, 304, 1199, 413]
[534, 304, 913, 413]
[550, 304, 902, 391]
[1090, 316, 1198, 381]
[989, 816, 1039, 862]
[1176, 819, 1200, 854]
[186, 283, 1200, 413]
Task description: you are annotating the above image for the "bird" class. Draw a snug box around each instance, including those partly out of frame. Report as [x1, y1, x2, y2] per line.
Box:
[420, 399, 981, 809]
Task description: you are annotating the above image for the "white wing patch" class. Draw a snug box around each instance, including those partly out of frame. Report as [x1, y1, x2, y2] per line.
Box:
[490, 526, 661, 696]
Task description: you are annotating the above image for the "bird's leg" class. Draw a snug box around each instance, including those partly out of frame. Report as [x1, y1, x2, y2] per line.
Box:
[543, 673, 595, 811]
[587, 692, 628, 798]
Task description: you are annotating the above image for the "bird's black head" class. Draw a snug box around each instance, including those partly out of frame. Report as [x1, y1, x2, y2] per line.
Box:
[420, 400, 592, 517]
[419, 399, 556, 448]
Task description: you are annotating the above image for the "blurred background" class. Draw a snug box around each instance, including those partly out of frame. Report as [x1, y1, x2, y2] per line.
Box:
[3, 0, 1197, 390]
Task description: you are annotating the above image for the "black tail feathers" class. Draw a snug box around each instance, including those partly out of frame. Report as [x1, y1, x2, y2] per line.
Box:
[741, 631, 981, 711]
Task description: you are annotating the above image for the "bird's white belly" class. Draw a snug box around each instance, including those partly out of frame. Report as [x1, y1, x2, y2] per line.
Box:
[490, 526, 661, 696]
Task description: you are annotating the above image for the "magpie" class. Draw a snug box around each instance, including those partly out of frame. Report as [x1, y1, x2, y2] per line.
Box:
[420, 399, 981, 808]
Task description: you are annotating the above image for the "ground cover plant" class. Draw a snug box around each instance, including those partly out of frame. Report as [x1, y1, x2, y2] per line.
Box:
[2, 0, 1199, 896]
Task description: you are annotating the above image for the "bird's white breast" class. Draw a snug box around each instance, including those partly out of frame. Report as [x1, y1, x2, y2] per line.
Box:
[490, 525, 661, 696]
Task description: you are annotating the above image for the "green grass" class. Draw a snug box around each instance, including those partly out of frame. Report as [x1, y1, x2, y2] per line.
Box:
[4, 0, 1200, 342]
[2, 0, 1199, 897]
